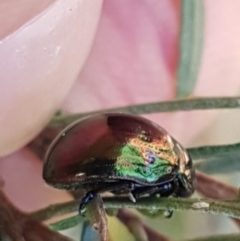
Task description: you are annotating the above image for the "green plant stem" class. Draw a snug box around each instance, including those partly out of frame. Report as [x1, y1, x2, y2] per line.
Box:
[30, 199, 79, 221]
[177, 0, 204, 97]
[188, 142, 240, 159]
[30, 197, 240, 228]
[104, 197, 240, 218]
[188, 142, 240, 174]
[49, 215, 81, 231]
[50, 96, 240, 129]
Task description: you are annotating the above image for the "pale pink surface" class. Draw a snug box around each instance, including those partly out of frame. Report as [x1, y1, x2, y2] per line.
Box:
[62, 0, 179, 112]
[0, 148, 73, 211]
[1, 0, 240, 214]
[196, 0, 240, 95]
[0, 0, 103, 156]
[0, 0, 54, 39]
[63, 0, 240, 145]
[0, 0, 103, 210]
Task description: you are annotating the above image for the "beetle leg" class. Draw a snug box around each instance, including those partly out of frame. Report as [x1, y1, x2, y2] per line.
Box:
[163, 210, 173, 218]
[132, 182, 174, 199]
[128, 192, 136, 202]
[132, 182, 177, 218]
[162, 179, 180, 218]
[79, 192, 95, 216]
[79, 181, 135, 215]
[176, 173, 194, 197]
[132, 186, 159, 199]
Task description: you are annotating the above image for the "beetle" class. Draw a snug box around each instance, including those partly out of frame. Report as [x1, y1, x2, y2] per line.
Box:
[43, 113, 195, 215]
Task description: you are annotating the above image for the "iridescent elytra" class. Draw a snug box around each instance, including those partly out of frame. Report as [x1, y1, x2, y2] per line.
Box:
[43, 113, 195, 215]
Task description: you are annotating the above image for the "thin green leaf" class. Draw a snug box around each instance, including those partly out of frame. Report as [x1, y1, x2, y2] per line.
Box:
[188, 142, 240, 174]
[30, 199, 79, 221]
[104, 197, 240, 219]
[31, 197, 240, 226]
[49, 215, 81, 231]
[50, 96, 240, 129]
[177, 0, 204, 97]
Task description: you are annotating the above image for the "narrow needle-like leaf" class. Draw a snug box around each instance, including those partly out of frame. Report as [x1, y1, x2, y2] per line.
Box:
[50, 96, 240, 129]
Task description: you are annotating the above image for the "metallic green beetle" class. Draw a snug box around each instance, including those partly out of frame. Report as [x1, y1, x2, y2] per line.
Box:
[43, 113, 195, 215]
